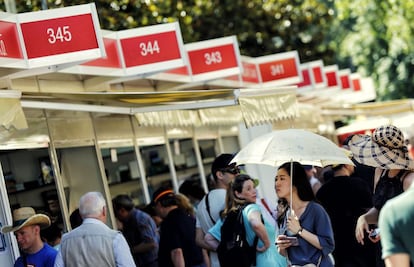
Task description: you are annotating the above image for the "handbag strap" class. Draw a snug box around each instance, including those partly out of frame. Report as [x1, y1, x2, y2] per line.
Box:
[22, 252, 28, 267]
[260, 198, 273, 216]
[287, 253, 322, 267]
[316, 254, 322, 267]
[205, 192, 216, 224]
[240, 204, 260, 266]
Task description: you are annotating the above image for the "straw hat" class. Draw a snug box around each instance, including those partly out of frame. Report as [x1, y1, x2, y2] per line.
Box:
[348, 125, 414, 170]
[1, 207, 51, 233]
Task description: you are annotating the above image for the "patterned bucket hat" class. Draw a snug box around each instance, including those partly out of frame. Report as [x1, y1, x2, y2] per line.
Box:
[348, 125, 414, 170]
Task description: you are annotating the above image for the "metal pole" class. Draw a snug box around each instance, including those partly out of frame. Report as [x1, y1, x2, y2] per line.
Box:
[217, 127, 225, 153]
[129, 116, 151, 204]
[43, 110, 71, 231]
[4, 0, 17, 13]
[90, 114, 117, 229]
[41, 0, 48, 10]
[164, 127, 179, 192]
[0, 162, 20, 260]
[192, 134, 208, 193]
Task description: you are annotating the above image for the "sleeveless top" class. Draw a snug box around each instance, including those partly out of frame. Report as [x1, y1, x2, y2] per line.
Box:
[373, 170, 407, 211]
[61, 221, 117, 267]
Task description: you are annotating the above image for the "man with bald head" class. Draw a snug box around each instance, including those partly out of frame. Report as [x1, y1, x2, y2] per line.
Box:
[54, 192, 136, 267]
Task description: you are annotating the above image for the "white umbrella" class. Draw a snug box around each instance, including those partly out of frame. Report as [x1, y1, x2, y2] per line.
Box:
[232, 129, 353, 208]
[232, 129, 353, 167]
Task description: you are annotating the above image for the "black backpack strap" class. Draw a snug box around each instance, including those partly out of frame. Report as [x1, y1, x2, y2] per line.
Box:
[205, 192, 216, 224]
[252, 234, 259, 266]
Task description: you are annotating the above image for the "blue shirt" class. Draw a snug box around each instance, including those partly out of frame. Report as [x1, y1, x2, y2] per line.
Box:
[284, 201, 335, 267]
[15, 243, 57, 267]
[122, 208, 159, 265]
[53, 218, 136, 267]
[209, 203, 286, 267]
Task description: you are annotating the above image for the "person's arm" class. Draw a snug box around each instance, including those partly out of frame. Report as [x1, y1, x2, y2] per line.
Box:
[202, 248, 211, 267]
[287, 210, 322, 250]
[113, 233, 137, 267]
[355, 168, 381, 245]
[402, 172, 414, 191]
[384, 253, 411, 267]
[131, 242, 157, 254]
[247, 210, 270, 252]
[204, 217, 223, 251]
[276, 234, 288, 257]
[133, 214, 159, 253]
[171, 248, 185, 267]
[196, 227, 214, 250]
[204, 233, 219, 250]
[286, 205, 334, 255]
[355, 207, 379, 245]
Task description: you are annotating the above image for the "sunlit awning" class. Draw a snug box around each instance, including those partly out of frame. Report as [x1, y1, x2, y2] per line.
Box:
[321, 99, 414, 116]
[18, 88, 299, 128]
[238, 87, 298, 127]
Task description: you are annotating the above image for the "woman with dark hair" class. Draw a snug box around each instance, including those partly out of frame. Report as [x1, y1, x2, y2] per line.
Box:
[275, 162, 334, 267]
[205, 174, 286, 267]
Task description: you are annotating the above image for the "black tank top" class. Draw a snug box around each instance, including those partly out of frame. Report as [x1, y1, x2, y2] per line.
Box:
[373, 170, 407, 211]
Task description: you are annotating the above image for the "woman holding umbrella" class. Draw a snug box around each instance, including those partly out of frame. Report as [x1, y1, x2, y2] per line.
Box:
[275, 161, 334, 267]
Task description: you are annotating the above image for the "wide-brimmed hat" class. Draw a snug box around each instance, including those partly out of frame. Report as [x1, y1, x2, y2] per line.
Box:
[348, 125, 414, 170]
[1, 207, 51, 233]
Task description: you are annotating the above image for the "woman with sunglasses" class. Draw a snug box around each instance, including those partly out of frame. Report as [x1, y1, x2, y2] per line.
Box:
[275, 162, 334, 267]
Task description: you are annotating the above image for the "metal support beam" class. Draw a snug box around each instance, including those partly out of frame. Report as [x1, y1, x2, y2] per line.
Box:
[5, 0, 17, 13]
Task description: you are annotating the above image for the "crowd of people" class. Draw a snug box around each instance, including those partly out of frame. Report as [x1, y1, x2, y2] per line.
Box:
[1, 124, 414, 267]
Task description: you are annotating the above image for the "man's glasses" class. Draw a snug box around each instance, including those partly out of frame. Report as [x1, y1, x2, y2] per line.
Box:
[219, 166, 240, 175]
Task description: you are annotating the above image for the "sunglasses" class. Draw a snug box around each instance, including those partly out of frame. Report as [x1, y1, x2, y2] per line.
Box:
[219, 166, 240, 175]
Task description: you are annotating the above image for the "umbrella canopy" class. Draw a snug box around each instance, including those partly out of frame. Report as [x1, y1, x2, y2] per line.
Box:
[232, 129, 354, 214]
[232, 129, 353, 167]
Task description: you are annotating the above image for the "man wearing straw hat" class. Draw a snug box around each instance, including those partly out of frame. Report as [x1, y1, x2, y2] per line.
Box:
[1, 207, 58, 267]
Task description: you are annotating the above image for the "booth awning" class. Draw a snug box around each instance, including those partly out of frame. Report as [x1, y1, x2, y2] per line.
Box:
[238, 88, 298, 128]
[321, 99, 414, 116]
[18, 88, 299, 128]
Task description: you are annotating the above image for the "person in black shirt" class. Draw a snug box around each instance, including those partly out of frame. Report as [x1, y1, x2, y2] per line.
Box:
[317, 162, 376, 267]
[152, 187, 205, 267]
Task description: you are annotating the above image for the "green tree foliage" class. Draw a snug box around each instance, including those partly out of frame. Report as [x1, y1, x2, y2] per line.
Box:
[333, 0, 414, 100]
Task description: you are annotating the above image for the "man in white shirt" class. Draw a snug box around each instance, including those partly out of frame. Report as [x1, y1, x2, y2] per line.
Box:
[195, 154, 239, 267]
